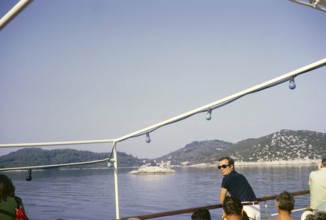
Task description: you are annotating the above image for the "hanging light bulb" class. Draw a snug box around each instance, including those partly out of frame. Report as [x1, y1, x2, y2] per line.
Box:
[145, 133, 151, 143]
[289, 78, 296, 90]
[206, 109, 212, 120]
[26, 169, 32, 181]
[107, 161, 113, 168]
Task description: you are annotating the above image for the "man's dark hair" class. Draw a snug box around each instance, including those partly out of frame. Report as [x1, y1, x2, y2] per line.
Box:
[276, 191, 295, 212]
[218, 157, 235, 166]
[223, 196, 243, 215]
[314, 211, 326, 220]
[321, 157, 326, 167]
[191, 208, 211, 220]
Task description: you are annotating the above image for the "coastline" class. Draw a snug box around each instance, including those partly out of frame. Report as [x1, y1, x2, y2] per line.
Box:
[185, 159, 320, 168]
[2, 160, 319, 172]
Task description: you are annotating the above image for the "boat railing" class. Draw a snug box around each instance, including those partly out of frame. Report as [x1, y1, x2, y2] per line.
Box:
[118, 189, 310, 220]
[289, 0, 326, 13]
[1, 58, 325, 220]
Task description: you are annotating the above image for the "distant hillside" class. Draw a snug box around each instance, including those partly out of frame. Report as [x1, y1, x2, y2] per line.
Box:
[228, 130, 326, 162]
[156, 129, 326, 165]
[0, 148, 143, 169]
[1, 130, 325, 169]
[156, 140, 232, 165]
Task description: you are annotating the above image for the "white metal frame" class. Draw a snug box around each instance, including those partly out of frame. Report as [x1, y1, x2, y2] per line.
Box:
[0, 0, 33, 31]
[289, 0, 326, 12]
[1, 2, 325, 219]
[0, 58, 325, 219]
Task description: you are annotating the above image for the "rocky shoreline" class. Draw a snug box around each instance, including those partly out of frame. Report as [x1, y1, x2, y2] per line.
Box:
[183, 159, 320, 168]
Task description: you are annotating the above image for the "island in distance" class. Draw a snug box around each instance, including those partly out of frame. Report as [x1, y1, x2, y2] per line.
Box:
[0, 129, 325, 169]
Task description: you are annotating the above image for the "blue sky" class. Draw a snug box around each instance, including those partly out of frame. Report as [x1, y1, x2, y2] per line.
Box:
[0, 0, 325, 158]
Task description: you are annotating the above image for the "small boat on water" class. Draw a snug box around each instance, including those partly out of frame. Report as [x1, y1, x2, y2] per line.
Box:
[129, 161, 175, 174]
[129, 165, 175, 174]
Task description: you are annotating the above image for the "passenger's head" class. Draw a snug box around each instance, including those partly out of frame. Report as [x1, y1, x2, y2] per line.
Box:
[223, 196, 243, 216]
[218, 157, 234, 176]
[276, 191, 295, 213]
[314, 211, 326, 220]
[305, 211, 326, 220]
[321, 157, 326, 167]
[0, 174, 15, 200]
[191, 208, 211, 220]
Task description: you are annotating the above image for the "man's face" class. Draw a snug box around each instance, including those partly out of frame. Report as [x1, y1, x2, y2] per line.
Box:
[218, 159, 233, 176]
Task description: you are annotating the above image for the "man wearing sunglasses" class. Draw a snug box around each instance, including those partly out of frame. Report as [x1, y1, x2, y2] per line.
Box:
[218, 156, 260, 220]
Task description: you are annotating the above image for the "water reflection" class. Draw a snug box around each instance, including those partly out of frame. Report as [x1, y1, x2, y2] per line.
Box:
[5, 165, 313, 220]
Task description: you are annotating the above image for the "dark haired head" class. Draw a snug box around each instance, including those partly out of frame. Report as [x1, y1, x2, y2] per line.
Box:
[321, 157, 326, 167]
[191, 208, 211, 220]
[315, 211, 326, 220]
[0, 174, 16, 201]
[276, 191, 295, 212]
[223, 196, 243, 216]
[218, 157, 235, 166]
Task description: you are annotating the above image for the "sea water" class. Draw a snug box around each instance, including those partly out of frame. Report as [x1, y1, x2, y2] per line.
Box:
[6, 165, 316, 220]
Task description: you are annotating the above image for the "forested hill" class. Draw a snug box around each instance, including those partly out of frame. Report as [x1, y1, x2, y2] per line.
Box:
[156, 129, 326, 165]
[1, 129, 325, 168]
[0, 148, 143, 168]
[226, 130, 325, 162]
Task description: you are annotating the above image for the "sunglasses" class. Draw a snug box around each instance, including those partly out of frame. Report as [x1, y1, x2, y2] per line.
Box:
[218, 164, 230, 170]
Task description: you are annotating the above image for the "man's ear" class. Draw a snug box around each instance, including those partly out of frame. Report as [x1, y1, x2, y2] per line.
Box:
[241, 208, 244, 215]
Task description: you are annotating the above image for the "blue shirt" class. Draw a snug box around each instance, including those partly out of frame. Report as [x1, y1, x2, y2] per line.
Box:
[221, 170, 257, 202]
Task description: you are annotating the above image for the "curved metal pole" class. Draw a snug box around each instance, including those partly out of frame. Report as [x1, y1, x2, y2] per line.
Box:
[0, 157, 111, 171]
[0, 139, 115, 148]
[113, 142, 120, 219]
[0, 0, 33, 31]
[115, 58, 326, 143]
[1, 59, 325, 150]
[289, 0, 326, 12]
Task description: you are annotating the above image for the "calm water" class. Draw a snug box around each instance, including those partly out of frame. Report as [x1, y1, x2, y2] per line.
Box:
[5, 165, 315, 220]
